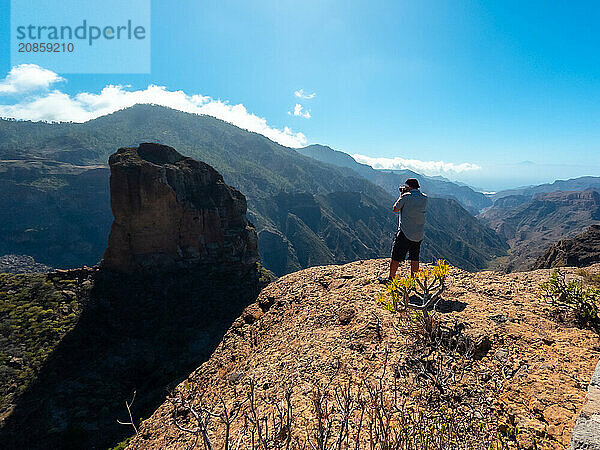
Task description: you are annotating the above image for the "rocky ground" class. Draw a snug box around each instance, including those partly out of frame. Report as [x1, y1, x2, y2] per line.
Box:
[128, 259, 600, 449]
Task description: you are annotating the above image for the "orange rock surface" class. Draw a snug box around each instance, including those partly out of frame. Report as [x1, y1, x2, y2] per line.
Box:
[128, 260, 600, 449]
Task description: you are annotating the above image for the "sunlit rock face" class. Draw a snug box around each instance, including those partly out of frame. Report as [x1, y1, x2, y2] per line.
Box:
[102, 142, 259, 272]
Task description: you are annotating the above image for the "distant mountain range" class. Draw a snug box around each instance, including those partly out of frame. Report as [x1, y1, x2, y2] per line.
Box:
[479, 190, 600, 271]
[491, 176, 600, 200]
[297, 144, 492, 214]
[0, 105, 508, 275]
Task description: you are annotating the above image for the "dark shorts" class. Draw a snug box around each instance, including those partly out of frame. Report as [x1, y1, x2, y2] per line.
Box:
[391, 230, 422, 262]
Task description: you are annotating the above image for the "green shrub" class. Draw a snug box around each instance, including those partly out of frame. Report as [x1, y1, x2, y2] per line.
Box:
[256, 262, 273, 285]
[541, 269, 599, 329]
[109, 437, 132, 450]
[0, 273, 86, 411]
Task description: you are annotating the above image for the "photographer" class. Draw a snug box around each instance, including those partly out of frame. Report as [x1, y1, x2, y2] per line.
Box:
[380, 178, 428, 284]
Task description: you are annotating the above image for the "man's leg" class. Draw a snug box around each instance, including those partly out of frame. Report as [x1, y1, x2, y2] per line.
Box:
[381, 231, 406, 283]
[408, 239, 422, 276]
[389, 259, 401, 279]
[410, 260, 419, 276]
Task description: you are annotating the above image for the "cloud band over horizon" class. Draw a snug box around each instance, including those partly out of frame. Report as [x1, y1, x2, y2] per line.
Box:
[352, 154, 481, 176]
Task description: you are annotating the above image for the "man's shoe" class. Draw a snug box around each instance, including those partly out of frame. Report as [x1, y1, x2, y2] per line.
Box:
[378, 276, 392, 285]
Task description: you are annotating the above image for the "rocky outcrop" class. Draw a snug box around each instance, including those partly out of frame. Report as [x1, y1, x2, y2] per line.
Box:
[535, 225, 600, 269]
[571, 359, 600, 449]
[102, 143, 258, 272]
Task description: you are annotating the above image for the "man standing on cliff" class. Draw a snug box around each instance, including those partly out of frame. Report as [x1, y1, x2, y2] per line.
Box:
[380, 178, 428, 283]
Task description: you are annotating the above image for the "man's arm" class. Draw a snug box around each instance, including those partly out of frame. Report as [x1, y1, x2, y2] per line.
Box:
[393, 195, 405, 213]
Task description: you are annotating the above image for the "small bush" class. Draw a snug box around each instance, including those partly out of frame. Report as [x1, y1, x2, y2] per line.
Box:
[378, 259, 450, 313]
[255, 262, 274, 286]
[541, 269, 599, 330]
[108, 437, 131, 450]
[378, 274, 415, 312]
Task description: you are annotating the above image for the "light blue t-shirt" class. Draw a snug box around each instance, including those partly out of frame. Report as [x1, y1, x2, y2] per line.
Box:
[393, 189, 428, 242]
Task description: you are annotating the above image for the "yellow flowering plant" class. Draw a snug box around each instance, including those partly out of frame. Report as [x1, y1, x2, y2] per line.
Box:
[432, 259, 450, 280]
[378, 274, 415, 312]
[378, 260, 449, 313]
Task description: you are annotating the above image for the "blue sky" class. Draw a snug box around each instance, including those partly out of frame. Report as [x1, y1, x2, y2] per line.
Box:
[0, 0, 599, 190]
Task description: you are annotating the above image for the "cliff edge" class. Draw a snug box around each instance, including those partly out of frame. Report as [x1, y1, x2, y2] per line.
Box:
[534, 225, 600, 269]
[128, 259, 600, 450]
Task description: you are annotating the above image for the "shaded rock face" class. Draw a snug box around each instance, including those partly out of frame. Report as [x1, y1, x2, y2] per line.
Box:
[103, 143, 259, 272]
[534, 225, 600, 269]
[0, 267, 262, 450]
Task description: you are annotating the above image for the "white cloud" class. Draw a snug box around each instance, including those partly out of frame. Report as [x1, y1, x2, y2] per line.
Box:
[352, 154, 481, 175]
[288, 103, 311, 119]
[0, 65, 307, 148]
[294, 89, 316, 99]
[0, 64, 64, 95]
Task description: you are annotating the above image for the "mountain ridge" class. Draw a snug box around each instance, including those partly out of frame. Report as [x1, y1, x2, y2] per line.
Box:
[479, 190, 600, 271]
[0, 104, 507, 275]
[491, 176, 600, 200]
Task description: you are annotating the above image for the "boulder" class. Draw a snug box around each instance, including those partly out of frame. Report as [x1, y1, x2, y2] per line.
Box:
[102, 143, 259, 272]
